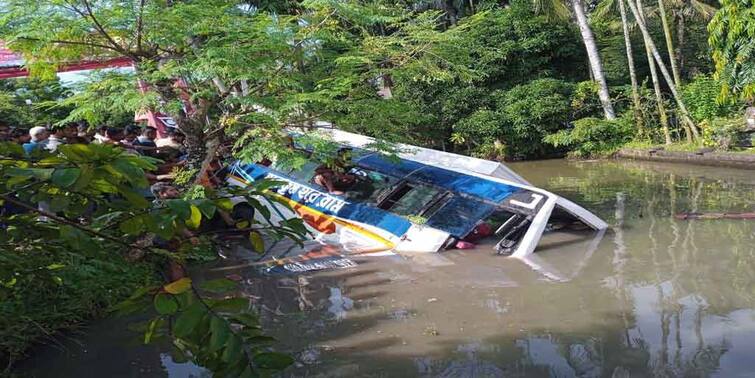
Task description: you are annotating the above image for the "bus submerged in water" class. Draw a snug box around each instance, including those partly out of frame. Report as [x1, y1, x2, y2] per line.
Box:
[227, 129, 607, 259]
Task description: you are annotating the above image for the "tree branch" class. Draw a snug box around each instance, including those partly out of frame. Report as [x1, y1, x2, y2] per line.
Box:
[17, 36, 122, 53]
[63, 0, 132, 58]
[136, 0, 146, 51]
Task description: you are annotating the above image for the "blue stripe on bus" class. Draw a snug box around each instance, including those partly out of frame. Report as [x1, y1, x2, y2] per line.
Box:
[231, 163, 412, 238]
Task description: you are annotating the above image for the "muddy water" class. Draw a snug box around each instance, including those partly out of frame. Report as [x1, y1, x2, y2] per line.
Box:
[18, 160, 755, 377]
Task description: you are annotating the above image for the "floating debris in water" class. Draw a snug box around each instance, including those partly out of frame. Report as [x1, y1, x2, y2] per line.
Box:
[264, 255, 357, 274]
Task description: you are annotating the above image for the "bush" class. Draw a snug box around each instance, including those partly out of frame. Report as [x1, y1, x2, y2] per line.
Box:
[545, 115, 634, 157]
[0, 249, 154, 365]
[701, 116, 745, 149]
[497, 78, 576, 158]
[450, 78, 577, 159]
[682, 74, 741, 122]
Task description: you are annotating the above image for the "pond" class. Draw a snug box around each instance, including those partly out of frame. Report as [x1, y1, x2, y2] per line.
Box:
[17, 159, 755, 377]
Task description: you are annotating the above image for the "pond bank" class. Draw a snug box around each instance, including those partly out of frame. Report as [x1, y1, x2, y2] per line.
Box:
[616, 148, 755, 169]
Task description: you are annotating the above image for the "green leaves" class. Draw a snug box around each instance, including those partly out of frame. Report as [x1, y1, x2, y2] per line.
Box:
[167, 200, 192, 220]
[248, 231, 265, 253]
[119, 215, 146, 235]
[51, 168, 81, 188]
[7, 167, 53, 180]
[144, 318, 164, 344]
[59, 225, 90, 250]
[154, 293, 178, 315]
[253, 352, 294, 370]
[221, 335, 243, 364]
[208, 316, 230, 353]
[211, 298, 249, 313]
[173, 303, 205, 338]
[118, 185, 150, 209]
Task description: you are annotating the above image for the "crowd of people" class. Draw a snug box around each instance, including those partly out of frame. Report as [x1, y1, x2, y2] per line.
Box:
[1, 122, 244, 277]
[0, 123, 186, 157]
[0, 123, 192, 195]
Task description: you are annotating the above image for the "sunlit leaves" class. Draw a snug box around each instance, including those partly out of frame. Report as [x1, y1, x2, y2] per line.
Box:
[248, 231, 265, 253]
[186, 205, 202, 229]
[164, 277, 192, 294]
[708, 0, 755, 103]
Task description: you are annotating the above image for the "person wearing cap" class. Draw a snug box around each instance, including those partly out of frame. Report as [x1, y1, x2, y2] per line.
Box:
[22, 126, 49, 155]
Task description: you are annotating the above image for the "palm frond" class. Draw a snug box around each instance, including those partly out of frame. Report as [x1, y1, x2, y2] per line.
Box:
[690, 0, 716, 20]
[593, 0, 618, 20]
[532, 0, 572, 21]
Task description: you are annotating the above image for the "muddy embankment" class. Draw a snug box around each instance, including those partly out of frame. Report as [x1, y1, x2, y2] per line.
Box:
[616, 148, 755, 170]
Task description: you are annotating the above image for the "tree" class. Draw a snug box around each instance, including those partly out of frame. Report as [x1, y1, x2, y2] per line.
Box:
[595, 0, 645, 132]
[627, 0, 702, 141]
[534, 0, 617, 119]
[618, 0, 644, 134]
[656, 0, 683, 87]
[0, 0, 468, 184]
[708, 0, 755, 104]
[637, 0, 674, 144]
[398, 4, 586, 155]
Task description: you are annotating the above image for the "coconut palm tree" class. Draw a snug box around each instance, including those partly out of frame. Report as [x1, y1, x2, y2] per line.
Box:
[533, 0, 617, 120]
[637, 0, 674, 144]
[595, 0, 645, 131]
[627, 0, 701, 141]
[619, 0, 645, 134]
[656, 0, 683, 87]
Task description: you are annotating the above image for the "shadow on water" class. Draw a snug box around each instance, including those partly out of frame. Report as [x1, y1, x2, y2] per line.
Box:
[16, 159, 755, 377]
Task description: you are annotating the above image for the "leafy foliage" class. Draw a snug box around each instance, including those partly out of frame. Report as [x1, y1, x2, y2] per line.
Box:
[0, 78, 73, 128]
[0, 0, 472, 184]
[451, 78, 580, 159]
[545, 114, 635, 157]
[700, 116, 746, 149]
[708, 0, 755, 103]
[0, 142, 305, 373]
[682, 74, 743, 122]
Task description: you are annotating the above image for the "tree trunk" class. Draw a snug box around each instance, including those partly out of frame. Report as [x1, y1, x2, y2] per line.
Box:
[571, 0, 616, 120]
[629, 0, 700, 141]
[619, 0, 644, 134]
[676, 14, 685, 76]
[637, 0, 672, 144]
[657, 0, 682, 87]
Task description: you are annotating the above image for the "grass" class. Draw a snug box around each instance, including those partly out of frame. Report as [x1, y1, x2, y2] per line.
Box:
[623, 140, 707, 152]
[0, 253, 157, 370]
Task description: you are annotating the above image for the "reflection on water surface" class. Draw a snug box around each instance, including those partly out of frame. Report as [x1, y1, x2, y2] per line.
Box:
[18, 160, 755, 377]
